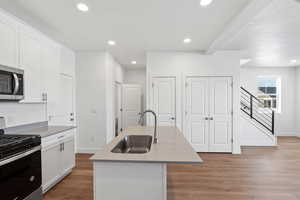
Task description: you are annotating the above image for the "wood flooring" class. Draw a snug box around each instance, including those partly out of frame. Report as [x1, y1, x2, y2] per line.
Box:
[43, 137, 300, 200]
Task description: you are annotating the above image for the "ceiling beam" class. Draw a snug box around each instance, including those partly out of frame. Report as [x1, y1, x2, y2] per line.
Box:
[207, 0, 273, 54]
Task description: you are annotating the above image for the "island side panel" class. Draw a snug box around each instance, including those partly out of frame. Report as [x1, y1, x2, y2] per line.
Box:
[93, 162, 167, 200]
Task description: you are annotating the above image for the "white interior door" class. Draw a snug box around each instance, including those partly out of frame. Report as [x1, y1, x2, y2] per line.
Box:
[152, 77, 176, 126]
[186, 77, 209, 152]
[122, 84, 142, 130]
[209, 77, 232, 152]
[185, 76, 232, 153]
[50, 74, 74, 126]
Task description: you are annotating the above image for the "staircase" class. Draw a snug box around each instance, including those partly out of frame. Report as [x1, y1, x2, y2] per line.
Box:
[240, 87, 277, 146]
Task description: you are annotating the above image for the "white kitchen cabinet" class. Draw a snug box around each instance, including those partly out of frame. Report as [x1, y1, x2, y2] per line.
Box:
[42, 129, 76, 193]
[40, 40, 61, 118]
[50, 74, 75, 126]
[60, 46, 75, 76]
[0, 13, 18, 67]
[42, 142, 61, 191]
[19, 27, 43, 102]
[61, 136, 75, 174]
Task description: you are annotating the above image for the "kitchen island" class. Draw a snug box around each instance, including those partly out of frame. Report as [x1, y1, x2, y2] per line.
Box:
[90, 126, 202, 200]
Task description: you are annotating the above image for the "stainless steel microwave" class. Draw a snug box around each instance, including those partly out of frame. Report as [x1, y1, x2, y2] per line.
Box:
[0, 65, 24, 101]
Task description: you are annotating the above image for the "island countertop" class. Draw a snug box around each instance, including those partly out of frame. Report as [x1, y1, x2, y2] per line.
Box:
[90, 126, 202, 164]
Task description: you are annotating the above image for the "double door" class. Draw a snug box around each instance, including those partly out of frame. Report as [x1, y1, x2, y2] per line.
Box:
[185, 77, 232, 152]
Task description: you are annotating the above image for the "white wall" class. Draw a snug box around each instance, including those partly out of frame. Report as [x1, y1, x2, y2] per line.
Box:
[240, 113, 277, 146]
[296, 66, 300, 135]
[241, 66, 297, 136]
[76, 52, 107, 153]
[124, 69, 146, 112]
[106, 53, 125, 143]
[0, 103, 46, 127]
[76, 51, 124, 153]
[146, 51, 241, 154]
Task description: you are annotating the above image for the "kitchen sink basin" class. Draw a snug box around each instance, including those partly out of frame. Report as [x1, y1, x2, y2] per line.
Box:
[111, 135, 152, 154]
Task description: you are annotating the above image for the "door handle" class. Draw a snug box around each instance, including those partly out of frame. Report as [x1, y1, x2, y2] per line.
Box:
[209, 117, 213, 120]
[204, 117, 209, 120]
[12, 73, 19, 95]
[170, 117, 175, 120]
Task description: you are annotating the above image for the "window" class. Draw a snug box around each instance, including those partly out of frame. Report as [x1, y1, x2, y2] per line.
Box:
[257, 76, 281, 113]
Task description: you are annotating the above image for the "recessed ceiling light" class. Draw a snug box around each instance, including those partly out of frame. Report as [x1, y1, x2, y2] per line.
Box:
[77, 3, 89, 12]
[131, 61, 137, 65]
[183, 38, 192, 44]
[290, 59, 297, 63]
[107, 40, 116, 46]
[200, 0, 213, 7]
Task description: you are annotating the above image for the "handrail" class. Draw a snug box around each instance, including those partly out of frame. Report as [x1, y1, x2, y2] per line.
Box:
[240, 87, 275, 135]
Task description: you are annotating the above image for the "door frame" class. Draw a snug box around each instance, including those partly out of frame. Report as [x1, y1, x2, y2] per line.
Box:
[149, 76, 177, 127]
[183, 75, 234, 153]
[114, 82, 122, 135]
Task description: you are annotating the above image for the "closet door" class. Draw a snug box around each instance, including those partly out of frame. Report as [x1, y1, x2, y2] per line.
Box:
[186, 77, 209, 152]
[185, 76, 233, 153]
[209, 77, 232, 152]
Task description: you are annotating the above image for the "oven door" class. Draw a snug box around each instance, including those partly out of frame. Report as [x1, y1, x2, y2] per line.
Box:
[0, 147, 42, 200]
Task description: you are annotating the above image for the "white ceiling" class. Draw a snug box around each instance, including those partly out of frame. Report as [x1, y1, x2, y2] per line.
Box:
[0, 0, 251, 69]
[221, 0, 300, 67]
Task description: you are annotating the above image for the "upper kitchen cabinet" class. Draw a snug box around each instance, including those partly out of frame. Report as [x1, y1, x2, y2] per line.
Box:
[19, 26, 43, 103]
[60, 46, 75, 77]
[0, 13, 18, 67]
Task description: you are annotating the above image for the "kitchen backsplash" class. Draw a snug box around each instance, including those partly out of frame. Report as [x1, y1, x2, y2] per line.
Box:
[0, 103, 46, 128]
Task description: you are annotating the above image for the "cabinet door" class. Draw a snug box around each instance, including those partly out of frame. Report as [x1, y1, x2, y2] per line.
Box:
[60, 46, 75, 76]
[19, 30, 42, 102]
[50, 74, 75, 126]
[61, 137, 75, 174]
[0, 14, 17, 67]
[41, 41, 60, 117]
[42, 143, 61, 191]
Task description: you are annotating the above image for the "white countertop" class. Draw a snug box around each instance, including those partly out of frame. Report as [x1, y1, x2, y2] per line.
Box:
[10, 126, 76, 138]
[90, 126, 202, 164]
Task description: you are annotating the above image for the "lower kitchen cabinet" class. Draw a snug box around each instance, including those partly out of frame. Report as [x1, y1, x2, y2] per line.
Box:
[41, 129, 76, 193]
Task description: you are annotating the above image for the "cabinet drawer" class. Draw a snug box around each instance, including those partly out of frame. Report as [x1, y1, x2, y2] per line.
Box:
[42, 129, 75, 148]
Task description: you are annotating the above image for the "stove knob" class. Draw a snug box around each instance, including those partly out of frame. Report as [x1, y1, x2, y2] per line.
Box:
[29, 176, 35, 182]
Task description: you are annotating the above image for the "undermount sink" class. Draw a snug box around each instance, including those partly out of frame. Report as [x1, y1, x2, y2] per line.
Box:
[111, 135, 152, 154]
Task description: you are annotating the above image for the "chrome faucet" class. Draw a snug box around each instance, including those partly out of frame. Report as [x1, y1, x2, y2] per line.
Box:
[139, 110, 158, 144]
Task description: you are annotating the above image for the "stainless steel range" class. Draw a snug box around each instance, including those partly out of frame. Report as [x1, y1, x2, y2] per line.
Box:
[0, 129, 42, 200]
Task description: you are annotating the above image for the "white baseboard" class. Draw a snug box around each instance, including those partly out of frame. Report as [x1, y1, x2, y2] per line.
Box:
[77, 147, 103, 154]
[277, 131, 299, 137]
